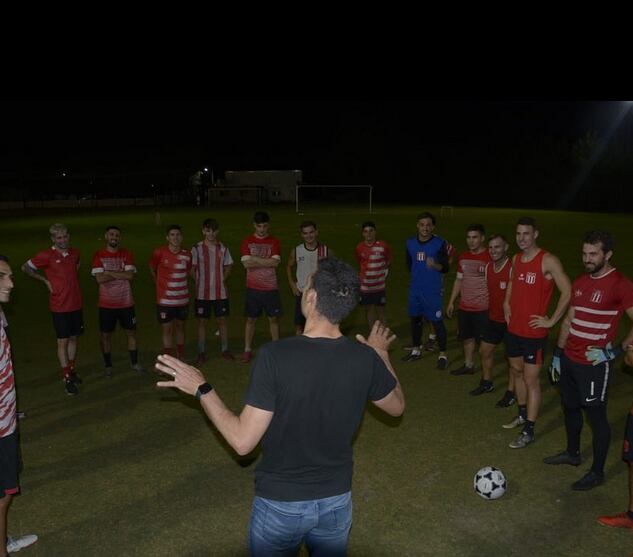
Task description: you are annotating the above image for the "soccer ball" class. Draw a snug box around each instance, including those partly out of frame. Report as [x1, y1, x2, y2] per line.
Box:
[474, 466, 507, 500]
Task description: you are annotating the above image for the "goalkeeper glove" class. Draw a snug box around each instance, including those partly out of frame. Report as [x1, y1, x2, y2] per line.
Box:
[585, 341, 623, 366]
[548, 346, 563, 385]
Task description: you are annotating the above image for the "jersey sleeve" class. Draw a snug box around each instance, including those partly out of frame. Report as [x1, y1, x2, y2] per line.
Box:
[124, 250, 136, 272]
[240, 237, 251, 259]
[271, 238, 281, 259]
[28, 250, 50, 270]
[456, 254, 464, 279]
[617, 276, 633, 310]
[242, 345, 276, 411]
[191, 246, 198, 268]
[148, 248, 161, 271]
[91, 251, 104, 275]
[367, 351, 397, 402]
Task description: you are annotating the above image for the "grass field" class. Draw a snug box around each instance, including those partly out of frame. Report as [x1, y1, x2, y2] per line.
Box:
[1, 203, 633, 556]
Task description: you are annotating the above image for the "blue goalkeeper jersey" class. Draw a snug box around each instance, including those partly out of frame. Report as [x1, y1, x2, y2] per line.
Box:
[405, 234, 450, 295]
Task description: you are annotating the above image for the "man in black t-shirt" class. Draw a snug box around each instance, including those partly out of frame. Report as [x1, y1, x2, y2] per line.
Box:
[157, 257, 404, 556]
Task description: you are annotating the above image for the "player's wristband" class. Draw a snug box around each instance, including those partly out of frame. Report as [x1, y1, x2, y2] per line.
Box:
[553, 346, 563, 358]
[195, 382, 213, 400]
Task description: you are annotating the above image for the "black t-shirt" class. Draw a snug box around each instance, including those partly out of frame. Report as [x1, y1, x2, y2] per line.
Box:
[243, 335, 397, 501]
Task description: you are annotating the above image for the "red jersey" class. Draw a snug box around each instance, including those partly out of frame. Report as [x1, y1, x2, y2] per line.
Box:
[191, 241, 233, 301]
[485, 258, 512, 323]
[27, 247, 82, 312]
[0, 325, 16, 438]
[456, 250, 491, 312]
[240, 235, 281, 291]
[91, 248, 136, 309]
[565, 269, 633, 364]
[355, 240, 392, 293]
[149, 246, 192, 306]
[508, 250, 554, 338]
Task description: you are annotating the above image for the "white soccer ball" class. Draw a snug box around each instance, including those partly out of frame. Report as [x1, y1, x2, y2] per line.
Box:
[474, 466, 507, 500]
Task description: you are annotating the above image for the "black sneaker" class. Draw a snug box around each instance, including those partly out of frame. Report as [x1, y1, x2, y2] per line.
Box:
[495, 391, 516, 408]
[69, 371, 82, 384]
[543, 451, 581, 466]
[470, 382, 494, 396]
[104, 367, 113, 378]
[64, 379, 78, 396]
[572, 470, 604, 491]
[436, 355, 448, 370]
[401, 351, 422, 362]
[450, 364, 475, 376]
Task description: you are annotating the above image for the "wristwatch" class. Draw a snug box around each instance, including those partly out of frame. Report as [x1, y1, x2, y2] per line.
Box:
[195, 382, 213, 400]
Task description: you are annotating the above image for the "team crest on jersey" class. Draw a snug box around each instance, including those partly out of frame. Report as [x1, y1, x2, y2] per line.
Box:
[417, 252, 426, 262]
[574, 289, 583, 298]
[590, 290, 603, 304]
[160, 312, 167, 319]
[500, 281, 507, 290]
[525, 272, 536, 285]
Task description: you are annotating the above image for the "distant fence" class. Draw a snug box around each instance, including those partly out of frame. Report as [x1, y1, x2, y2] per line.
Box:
[0, 197, 160, 210]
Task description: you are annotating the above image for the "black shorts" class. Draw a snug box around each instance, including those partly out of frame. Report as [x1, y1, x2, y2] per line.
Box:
[0, 431, 20, 498]
[505, 332, 547, 365]
[481, 319, 507, 346]
[360, 291, 386, 306]
[99, 306, 136, 333]
[294, 295, 306, 327]
[51, 310, 84, 339]
[156, 305, 189, 324]
[195, 299, 230, 319]
[457, 309, 488, 341]
[244, 289, 282, 318]
[624, 405, 633, 463]
[560, 353, 611, 408]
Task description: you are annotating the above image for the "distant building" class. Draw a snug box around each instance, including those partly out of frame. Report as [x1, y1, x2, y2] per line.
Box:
[209, 170, 302, 204]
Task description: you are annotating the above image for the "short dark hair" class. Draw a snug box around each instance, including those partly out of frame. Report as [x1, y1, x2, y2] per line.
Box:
[202, 218, 219, 231]
[311, 257, 360, 324]
[0, 255, 8, 263]
[517, 216, 537, 230]
[467, 224, 485, 234]
[361, 221, 376, 230]
[105, 225, 121, 233]
[584, 230, 614, 253]
[488, 233, 508, 244]
[299, 220, 317, 230]
[166, 224, 181, 234]
[253, 211, 270, 224]
[417, 212, 436, 225]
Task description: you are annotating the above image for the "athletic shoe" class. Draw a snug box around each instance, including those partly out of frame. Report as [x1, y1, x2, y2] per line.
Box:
[423, 338, 439, 352]
[597, 512, 633, 529]
[509, 431, 534, 449]
[572, 470, 604, 491]
[64, 379, 78, 396]
[402, 344, 421, 352]
[6, 533, 38, 553]
[436, 356, 448, 370]
[401, 351, 422, 362]
[450, 364, 475, 376]
[69, 371, 82, 384]
[240, 351, 253, 364]
[131, 363, 146, 373]
[196, 352, 208, 365]
[221, 350, 235, 362]
[104, 366, 113, 378]
[469, 382, 494, 396]
[495, 391, 516, 408]
[543, 451, 581, 466]
[502, 415, 526, 429]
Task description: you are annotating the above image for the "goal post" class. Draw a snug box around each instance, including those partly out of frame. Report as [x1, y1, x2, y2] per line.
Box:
[295, 185, 373, 213]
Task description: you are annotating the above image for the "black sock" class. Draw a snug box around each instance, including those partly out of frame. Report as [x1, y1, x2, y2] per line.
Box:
[103, 352, 112, 367]
[523, 420, 535, 435]
[129, 350, 138, 366]
[518, 405, 528, 420]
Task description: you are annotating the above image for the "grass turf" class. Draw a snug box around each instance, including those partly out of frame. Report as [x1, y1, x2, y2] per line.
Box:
[1, 204, 633, 556]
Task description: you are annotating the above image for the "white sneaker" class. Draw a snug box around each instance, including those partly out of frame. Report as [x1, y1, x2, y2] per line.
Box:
[7, 534, 38, 553]
[502, 415, 526, 429]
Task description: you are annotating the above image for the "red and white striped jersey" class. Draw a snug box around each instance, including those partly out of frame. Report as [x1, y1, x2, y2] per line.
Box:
[565, 269, 633, 364]
[456, 250, 491, 312]
[91, 248, 136, 309]
[355, 240, 392, 293]
[191, 241, 233, 301]
[149, 246, 192, 307]
[0, 325, 17, 438]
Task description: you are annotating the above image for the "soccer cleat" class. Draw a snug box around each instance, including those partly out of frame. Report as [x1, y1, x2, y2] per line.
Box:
[240, 351, 253, 364]
[64, 379, 79, 396]
[104, 366, 113, 378]
[572, 470, 604, 491]
[469, 382, 494, 396]
[131, 363, 146, 373]
[543, 451, 581, 466]
[402, 344, 421, 351]
[509, 431, 534, 449]
[196, 352, 208, 365]
[221, 350, 235, 362]
[401, 351, 422, 362]
[597, 512, 633, 529]
[495, 391, 516, 408]
[436, 355, 448, 370]
[69, 371, 82, 384]
[502, 415, 526, 429]
[423, 338, 439, 352]
[6, 533, 38, 553]
[450, 364, 475, 376]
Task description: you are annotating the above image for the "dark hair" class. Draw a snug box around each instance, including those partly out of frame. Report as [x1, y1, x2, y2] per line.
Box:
[467, 224, 485, 234]
[311, 257, 360, 324]
[417, 212, 436, 225]
[299, 220, 317, 230]
[253, 211, 270, 224]
[517, 216, 537, 229]
[584, 230, 614, 253]
[203, 218, 219, 231]
[105, 225, 121, 233]
[361, 221, 376, 230]
[165, 224, 181, 234]
[488, 233, 508, 244]
[0, 255, 8, 263]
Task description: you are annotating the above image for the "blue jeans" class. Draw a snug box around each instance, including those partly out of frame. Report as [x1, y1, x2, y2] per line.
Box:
[248, 491, 353, 557]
